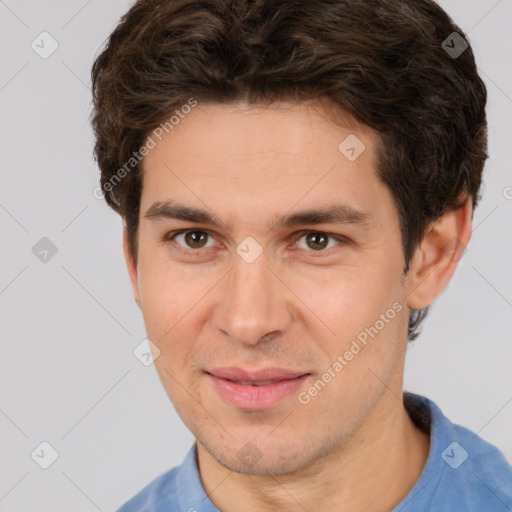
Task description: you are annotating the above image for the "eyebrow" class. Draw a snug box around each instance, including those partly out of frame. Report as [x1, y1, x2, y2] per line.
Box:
[143, 201, 371, 231]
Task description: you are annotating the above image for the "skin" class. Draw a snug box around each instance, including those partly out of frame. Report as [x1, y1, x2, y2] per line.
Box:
[123, 100, 473, 511]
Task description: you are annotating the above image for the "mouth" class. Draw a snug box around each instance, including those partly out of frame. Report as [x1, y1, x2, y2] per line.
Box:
[233, 380, 281, 386]
[205, 367, 311, 410]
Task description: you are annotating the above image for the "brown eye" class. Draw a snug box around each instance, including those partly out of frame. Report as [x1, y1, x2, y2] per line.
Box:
[305, 232, 329, 251]
[295, 231, 346, 253]
[184, 230, 208, 248]
[171, 230, 215, 250]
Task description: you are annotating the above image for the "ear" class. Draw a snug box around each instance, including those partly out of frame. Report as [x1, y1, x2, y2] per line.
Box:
[122, 227, 141, 308]
[406, 197, 473, 309]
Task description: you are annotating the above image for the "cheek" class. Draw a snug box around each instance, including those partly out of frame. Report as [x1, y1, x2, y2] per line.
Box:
[294, 264, 403, 345]
[136, 254, 208, 368]
[315, 304, 407, 414]
[139, 277, 179, 340]
[137, 247, 189, 328]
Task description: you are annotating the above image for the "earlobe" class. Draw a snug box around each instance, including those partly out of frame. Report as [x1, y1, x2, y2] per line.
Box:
[122, 228, 141, 308]
[406, 197, 473, 310]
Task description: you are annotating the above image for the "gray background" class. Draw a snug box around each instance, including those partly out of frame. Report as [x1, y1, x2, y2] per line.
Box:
[0, 0, 511, 510]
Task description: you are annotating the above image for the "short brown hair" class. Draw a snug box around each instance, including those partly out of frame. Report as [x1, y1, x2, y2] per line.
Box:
[91, 0, 488, 341]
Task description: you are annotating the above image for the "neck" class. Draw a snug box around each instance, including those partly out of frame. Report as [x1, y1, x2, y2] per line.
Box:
[197, 390, 430, 512]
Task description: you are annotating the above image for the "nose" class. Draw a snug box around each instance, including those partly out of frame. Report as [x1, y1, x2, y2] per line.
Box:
[213, 250, 293, 347]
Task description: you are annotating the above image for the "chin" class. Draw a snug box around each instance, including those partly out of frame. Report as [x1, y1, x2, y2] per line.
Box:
[199, 435, 333, 476]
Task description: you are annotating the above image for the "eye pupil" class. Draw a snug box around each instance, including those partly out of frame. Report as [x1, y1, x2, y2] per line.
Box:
[185, 231, 207, 248]
[306, 232, 328, 251]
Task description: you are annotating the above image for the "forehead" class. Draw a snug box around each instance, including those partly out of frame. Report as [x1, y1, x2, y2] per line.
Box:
[150, 99, 375, 156]
[143, 99, 378, 168]
[139, 100, 393, 232]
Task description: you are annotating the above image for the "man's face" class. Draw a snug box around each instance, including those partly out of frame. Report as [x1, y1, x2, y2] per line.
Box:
[128, 100, 411, 475]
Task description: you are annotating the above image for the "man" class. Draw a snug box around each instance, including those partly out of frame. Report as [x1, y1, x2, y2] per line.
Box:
[91, 0, 512, 510]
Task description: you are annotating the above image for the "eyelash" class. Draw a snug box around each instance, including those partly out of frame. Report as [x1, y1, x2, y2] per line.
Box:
[164, 229, 349, 257]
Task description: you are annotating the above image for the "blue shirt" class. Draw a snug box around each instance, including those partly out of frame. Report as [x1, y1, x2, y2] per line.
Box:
[117, 393, 512, 511]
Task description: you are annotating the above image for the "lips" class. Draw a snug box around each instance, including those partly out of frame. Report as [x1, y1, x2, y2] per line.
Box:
[207, 367, 308, 383]
[206, 367, 310, 410]
[237, 380, 276, 386]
